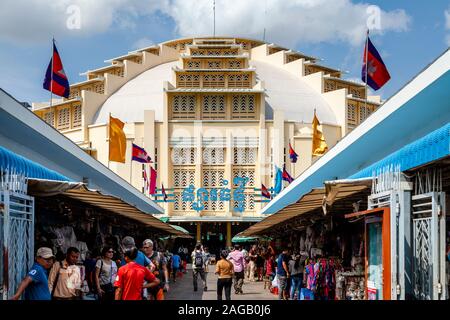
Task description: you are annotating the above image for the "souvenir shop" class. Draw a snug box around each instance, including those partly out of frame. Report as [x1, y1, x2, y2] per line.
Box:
[243, 179, 393, 300]
[28, 179, 177, 261]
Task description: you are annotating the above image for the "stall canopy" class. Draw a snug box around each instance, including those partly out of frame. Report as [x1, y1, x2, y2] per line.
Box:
[27, 179, 184, 236]
[0, 146, 69, 181]
[240, 178, 372, 237]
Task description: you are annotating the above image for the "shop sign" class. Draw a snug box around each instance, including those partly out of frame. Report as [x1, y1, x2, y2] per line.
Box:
[182, 177, 248, 212]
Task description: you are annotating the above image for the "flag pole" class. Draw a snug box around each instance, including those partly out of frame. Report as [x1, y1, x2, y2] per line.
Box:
[129, 142, 133, 185]
[108, 112, 111, 169]
[213, 0, 216, 37]
[364, 29, 369, 111]
[49, 37, 54, 109]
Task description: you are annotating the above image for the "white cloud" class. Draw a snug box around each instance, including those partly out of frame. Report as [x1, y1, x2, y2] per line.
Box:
[445, 7, 450, 30]
[160, 0, 411, 47]
[132, 37, 155, 50]
[0, 0, 411, 47]
[444, 6, 450, 46]
[0, 0, 160, 44]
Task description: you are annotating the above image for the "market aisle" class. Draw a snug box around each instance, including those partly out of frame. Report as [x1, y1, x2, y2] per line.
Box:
[166, 264, 278, 300]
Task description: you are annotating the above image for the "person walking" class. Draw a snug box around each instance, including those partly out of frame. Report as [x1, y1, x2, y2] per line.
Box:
[203, 246, 211, 286]
[171, 252, 181, 282]
[248, 245, 257, 282]
[276, 249, 290, 300]
[48, 247, 83, 300]
[215, 250, 234, 300]
[114, 247, 160, 300]
[10, 247, 55, 300]
[191, 243, 207, 292]
[142, 239, 169, 300]
[288, 253, 304, 300]
[227, 244, 246, 295]
[95, 246, 118, 301]
[121, 236, 151, 267]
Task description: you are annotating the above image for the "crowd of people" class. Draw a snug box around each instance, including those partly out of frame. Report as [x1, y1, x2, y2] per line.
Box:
[11, 238, 316, 301]
[10, 236, 191, 301]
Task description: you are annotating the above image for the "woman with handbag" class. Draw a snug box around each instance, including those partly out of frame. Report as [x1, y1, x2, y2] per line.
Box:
[95, 247, 118, 301]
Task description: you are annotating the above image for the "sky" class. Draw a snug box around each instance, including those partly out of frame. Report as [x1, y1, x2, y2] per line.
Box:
[0, 0, 449, 104]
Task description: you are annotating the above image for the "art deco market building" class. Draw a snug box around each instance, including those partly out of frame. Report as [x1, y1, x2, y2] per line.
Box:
[32, 37, 382, 249]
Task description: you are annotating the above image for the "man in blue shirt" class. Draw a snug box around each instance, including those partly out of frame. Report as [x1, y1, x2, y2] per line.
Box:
[120, 236, 151, 267]
[10, 247, 55, 300]
[276, 249, 290, 300]
[171, 252, 181, 282]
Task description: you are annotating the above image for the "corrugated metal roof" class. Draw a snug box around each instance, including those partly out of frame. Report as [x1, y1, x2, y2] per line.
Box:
[27, 179, 183, 236]
[0, 146, 70, 181]
[350, 122, 450, 179]
[240, 179, 371, 236]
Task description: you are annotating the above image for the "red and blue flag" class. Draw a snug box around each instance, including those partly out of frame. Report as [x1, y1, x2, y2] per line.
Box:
[261, 184, 271, 199]
[289, 142, 298, 163]
[132, 143, 152, 163]
[43, 40, 70, 98]
[362, 36, 390, 91]
[282, 165, 294, 184]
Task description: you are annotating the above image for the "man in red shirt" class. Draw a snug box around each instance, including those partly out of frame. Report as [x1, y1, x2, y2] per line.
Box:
[114, 247, 160, 300]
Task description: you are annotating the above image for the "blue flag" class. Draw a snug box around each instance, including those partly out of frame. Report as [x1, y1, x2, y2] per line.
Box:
[274, 165, 282, 194]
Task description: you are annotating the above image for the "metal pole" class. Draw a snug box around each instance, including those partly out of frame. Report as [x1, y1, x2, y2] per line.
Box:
[364, 29, 369, 111]
[213, 0, 216, 37]
[108, 112, 111, 169]
[50, 38, 54, 109]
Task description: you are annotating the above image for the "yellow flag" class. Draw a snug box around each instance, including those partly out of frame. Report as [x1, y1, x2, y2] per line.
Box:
[109, 115, 126, 163]
[312, 111, 328, 156]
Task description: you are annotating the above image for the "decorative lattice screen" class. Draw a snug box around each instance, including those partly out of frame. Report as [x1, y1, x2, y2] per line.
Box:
[172, 147, 196, 165]
[172, 95, 196, 119]
[203, 148, 225, 164]
[57, 107, 70, 130]
[233, 147, 257, 165]
[231, 95, 256, 118]
[202, 95, 226, 119]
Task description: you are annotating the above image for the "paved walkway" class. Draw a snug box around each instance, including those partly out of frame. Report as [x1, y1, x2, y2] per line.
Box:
[166, 264, 278, 300]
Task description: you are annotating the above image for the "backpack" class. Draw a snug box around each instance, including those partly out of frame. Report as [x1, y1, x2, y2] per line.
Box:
[194, 252, 204, 269]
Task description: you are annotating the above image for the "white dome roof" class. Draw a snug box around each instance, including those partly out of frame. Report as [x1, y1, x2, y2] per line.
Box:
[251, 60, 337, 125]
[93, 60, 338, 125]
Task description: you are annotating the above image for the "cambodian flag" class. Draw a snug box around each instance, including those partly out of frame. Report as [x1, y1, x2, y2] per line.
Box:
[161, 183, 168, 202]
[289, 143, 298, 163]
[362, 35, 391, 91]
[132, 143, 152, 163]
[261, 184, 271, 199]
[43, 40, 70, 98]
[282, 165, 294, 184]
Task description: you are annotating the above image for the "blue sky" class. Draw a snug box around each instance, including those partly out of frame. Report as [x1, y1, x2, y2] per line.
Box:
[0, 0, 449, 104]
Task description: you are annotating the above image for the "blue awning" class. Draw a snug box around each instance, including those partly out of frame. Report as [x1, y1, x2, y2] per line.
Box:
[0, 146, 70, 181]
[349, 122, 450, 179]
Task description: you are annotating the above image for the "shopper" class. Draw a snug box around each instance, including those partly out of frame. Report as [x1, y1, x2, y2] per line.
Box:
[248, 245, 257, 281]
[142, 239, 169, 300]
[48, 247, 83, 300]
[256, 248, 265, 281]
[215, 250, 234, 300]
[276, 249, 290, 300]
[227, 244, 246, 295]
[121, 236, 151, 267]
[171, 252, 181, 282]
[95, 246, 118, 301]
[114, 247, 160, 300]
[203, 246, 211, 286]
[191, 243, 207, 292]
[289, 253, 304, 300]
[264, 254, 276, 290]
[10, 247, 55, 300]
